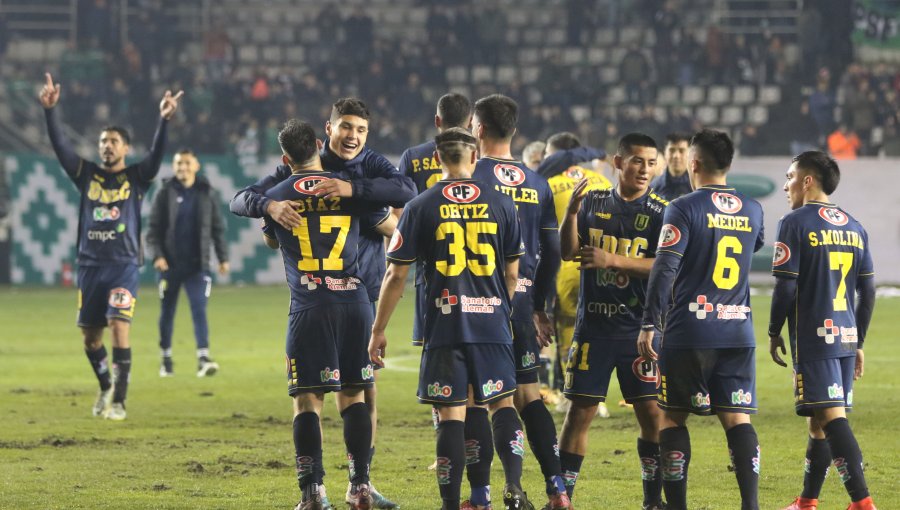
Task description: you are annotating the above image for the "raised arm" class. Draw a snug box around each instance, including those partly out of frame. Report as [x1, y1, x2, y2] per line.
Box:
[559, 178, 590, 260]
[40, 73, 82, 180]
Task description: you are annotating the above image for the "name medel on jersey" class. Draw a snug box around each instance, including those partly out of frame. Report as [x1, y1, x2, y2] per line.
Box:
[473, 157, 557, 322]
[657, 185, 764, 348]
[772, 201, 874, 361]
[575, 188, 666, 341]
[263, 172, 371, 313]
[386, 179, 524, 349]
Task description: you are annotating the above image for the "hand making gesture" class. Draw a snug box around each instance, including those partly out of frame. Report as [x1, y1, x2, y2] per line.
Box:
[39, 73, 61, 109]
[159, 89, 185, 120]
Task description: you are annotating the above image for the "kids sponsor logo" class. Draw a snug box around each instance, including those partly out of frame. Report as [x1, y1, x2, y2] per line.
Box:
[521, 351, 536, 368]
[662, 451, 687, 481]
[827, 383, 844, 399]
[436, 457, 452, 485]
[481, 379, 504, 398]
[360, 364, 374, 381]
[427, 382, 453, 398]
[509, 430, 526, 457]
[731, 389, 753, 405]
[690, 392, 711, 408]
[320, 367, 340, 383]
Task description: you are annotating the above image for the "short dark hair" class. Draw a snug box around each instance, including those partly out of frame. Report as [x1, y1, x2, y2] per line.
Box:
[101, 126, 131, 145]
[437, 93, 471, 128]
[617, 132, 658, 156]
[665, 132, 691, 146]
[793, 150, 840, 195]
[175, 148, 194, 156]
[546, 132, 581, 152]
[690, 129, 734, 173]
[278, 119, 318, 165]
[330, 97, 370, 122]
[473, 94, 518, 140]
[435, 127, 477, 165]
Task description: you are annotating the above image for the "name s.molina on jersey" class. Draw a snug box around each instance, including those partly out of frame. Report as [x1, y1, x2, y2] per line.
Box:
[473, 157, 556, 323]
[386, 179, 524, 348]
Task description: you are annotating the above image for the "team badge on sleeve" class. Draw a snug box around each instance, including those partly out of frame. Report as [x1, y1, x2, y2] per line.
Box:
[772, 242, 791, 266]
[442, 182, 481, 203]
[659, 224, 681, 248]
[711, 192, 743, 214]
[493, 164, 526, 186]
[818, 207, 849, 226]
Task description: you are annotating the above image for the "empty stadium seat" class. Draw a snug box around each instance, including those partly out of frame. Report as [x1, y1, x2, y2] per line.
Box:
[657, 86, 680, 106]
[707, 86, 731, 105]
[759, 85, 782, 105]
[720, 106, 744, 126]
[695, 105, 718, 125]
[682, 86, 705, 105]
[732, 85, 756, 105]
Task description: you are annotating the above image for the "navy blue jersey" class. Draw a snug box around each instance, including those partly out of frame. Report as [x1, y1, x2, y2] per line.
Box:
[263, 172, 375, 313]
[473, 157, 557, 322]
[74, 163, 154, 266]
[650, 170, 693, 201]
[386, 179, 524, 349]
[772, 202, 874, 361]
[399, 139, 443, 287]
[575, 188, 667, 341]
[399, 140, 442, 194]
[647, 185, 764, 348]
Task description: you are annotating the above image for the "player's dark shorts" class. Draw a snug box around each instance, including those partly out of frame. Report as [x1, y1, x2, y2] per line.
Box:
[285, 303, 375, 396]
[411, 284, 425, 347]
[417, 343, 517, 406]
[563, 337, 660, 404]
[77, 263, 139, 327]
[657, 347, 757, 415]
[794, 356, 856, 417]
[513, 319, 540, 384]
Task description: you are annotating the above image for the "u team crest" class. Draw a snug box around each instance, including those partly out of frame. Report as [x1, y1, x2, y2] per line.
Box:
[711, 192, 743, 214]
[442, 182, 481, 203]
[494, 164, 526, 186]
[659, 224, 681, 248]
[293, 176, 328, 195]
[818, 207, 849, 226]
[634, 213, 650, 231]
[772, 242, 791, 266]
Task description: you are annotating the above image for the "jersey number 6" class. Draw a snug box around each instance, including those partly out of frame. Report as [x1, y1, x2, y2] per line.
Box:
[712, 235, 742, 290]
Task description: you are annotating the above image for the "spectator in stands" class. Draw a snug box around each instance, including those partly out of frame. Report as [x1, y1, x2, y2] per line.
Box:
[827, 124, 861, 160]
[809, 68, 837, 139]
[739, 124, 765, 156]
[789, 100, 821, 155]
[620, 44, 653, 104]
[797, 4, 824, 83]
[845, 79, 878, 155]
[705, 25, 727, 83]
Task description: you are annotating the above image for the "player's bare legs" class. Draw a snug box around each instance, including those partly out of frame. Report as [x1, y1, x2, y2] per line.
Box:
[514, 382, 569, 509]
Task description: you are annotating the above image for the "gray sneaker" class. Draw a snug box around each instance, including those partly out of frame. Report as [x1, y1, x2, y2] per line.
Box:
[104, 402, 127, 421]
[92, 387, 113, 417]
[197, 356, 219, 377]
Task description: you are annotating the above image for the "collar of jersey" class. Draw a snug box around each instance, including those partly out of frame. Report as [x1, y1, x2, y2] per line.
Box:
[698, 184, 735, 191]
[438, 178, 476, 183]
[807, 200, 835, 207]
[481, 155, 519, 163]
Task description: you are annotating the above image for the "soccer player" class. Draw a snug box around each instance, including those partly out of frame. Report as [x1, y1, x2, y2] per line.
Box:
[147, 149, 229, 378]
[39, 72, 182, 421]
[261, 119, 389, 510]
[769, 151, 878, 510]
[537, 132, 611, 414]
[637, 129, 764, 510]
[398, 92, 472, 348]
[471, 94, 568, 510]
[556, 133, 668, 510]
[231, 98, 413, 509]
[649, 133, 693, 201]
[369, 127, 531, 510]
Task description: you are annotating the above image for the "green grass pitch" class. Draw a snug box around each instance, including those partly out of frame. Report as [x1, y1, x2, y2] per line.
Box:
[0, 285, 897, 509]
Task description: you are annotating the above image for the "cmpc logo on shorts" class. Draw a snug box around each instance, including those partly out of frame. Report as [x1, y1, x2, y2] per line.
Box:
[521, 352, 536, 368]
[92, 205, 120, 222]
[731, 389, 753, 405]
[482, 379, 504, 397]
[827, 383, 844, 399]
[427, 382, 453, 398]
[361, 364, 374, 380]
[320, 367, 341, 383]
[690, 392, 711, 408]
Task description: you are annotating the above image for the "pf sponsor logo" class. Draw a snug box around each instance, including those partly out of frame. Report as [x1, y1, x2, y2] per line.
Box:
[481, 379, 504, 397]
[427, 382, 453, 398]
[108, 288, 134, 309]
[494, 164, 526, 186]
[293, 176, 328, 195]
[711, 192, 743, 214]
[320, 367, 340, 383]
[442, 182, 481, 203]
[632, 357, 658, 384]
[818, 207, 849, 226]
[658, 224, 681, 248]
[690, 392, 711, 408]
[772, 242, 791, 266]
[93, 205, 120, 222]
[564, 166, 584, 180]
[731, 389, 753, 405]
[387, 230, 403, 252]
[435, 289, 458, 314]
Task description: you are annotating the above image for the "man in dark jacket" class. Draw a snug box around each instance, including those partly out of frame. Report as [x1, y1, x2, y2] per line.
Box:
[147, 149, 229, 378]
